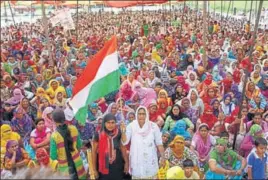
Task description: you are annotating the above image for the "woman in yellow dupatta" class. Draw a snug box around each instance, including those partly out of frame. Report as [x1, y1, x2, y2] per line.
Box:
[1, 124, 21, 170]
[46, 79, 66, 103]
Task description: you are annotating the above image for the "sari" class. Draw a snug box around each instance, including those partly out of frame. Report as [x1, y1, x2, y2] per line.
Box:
[191, 123, 215, 159]
[10, 107, 33, 142]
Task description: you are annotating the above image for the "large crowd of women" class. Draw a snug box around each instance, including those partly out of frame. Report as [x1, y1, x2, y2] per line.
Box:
[0, 5, 268, 180]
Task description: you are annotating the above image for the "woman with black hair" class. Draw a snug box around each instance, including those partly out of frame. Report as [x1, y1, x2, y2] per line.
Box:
[163, 104, 194, 133]
[50, 109, 86, 179]
[92, 113, 128, 180]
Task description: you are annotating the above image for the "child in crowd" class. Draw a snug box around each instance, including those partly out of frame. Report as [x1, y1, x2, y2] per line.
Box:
[183, 159, 200, 179]
[247, 137, 267, 180]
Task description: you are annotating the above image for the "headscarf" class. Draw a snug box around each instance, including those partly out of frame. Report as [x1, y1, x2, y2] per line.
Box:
[169, 135, 185, 158]
[1, 124, 21, 162]
[185, 71, 199, 88]
[42, 107, 56, 132]
[187, 88, 204, 115]
[221, 94, 234, 115]
[199, 104, 217, 129]
[3, 74, 15, 88]
[245, 82, 260, 99]
[11, 107, 32, 141]
[192, 123, 212, 159]
[119, 81, 134, 102]
[249, 124, 263, 139]
[43, 69, 53, 81]
[162, 131, 171, 149]
[34, 74, 46, 88]
[36, 87, 50, 100]
[36, 148, 50, 166]
[132, 106, 152, 137]
[171, 120, 191, 140]
[133, 82, 157, 107]
[250, 70, 262, 84]
[4, 140, 23, 163]
[166, 166, 184, 179]
[98, 113, 119, 175]
[216, 138, 228, 146]
[6, 88, 24, 106]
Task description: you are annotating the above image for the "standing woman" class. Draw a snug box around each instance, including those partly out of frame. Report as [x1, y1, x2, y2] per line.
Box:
[121, 106, 165, 179]
[92, 113, 129, 180]
[50, 109, 86, 179]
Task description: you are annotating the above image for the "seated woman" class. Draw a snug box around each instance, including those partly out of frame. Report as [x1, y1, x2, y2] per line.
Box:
[10, 107, 33, 143]
[30, 119, 51, 151]
[201, 86, 219, 105]
[162, 131, 171, 151]
[148, 102, 164, 127]
[180, 97, 199, 124]
[206, 138, 247, 180]
[3, 140, 31, 174]
[125, 111, 135, 125]
[162, 136, 198, 169]
[42, 107, 56, 132]
[54, 91, 67, 109]
[157, 98, 170, 120]
[171, 121, 192, 144]
[158, 89, 173, 107]
[187, 89, 204, 116]
[220, 94, 235, 116]
[239, 124, 263, 158]
[249, 92, 267, 113]
[163, 104, 194, 133]
[87, 103, 103, 122]
[1, 124, 21, 170]
[35, 148, 58, 171]
[191, 123, 216, 166]
[242, 113, 268, 134]
[197, 104, 217, 131]
[210, 99, 221, 117]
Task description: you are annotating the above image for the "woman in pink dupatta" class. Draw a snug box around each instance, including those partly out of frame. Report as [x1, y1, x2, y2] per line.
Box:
[190, 123, 216, 164]
[133, 82, 157, 108]
[41, 107, 56, 132]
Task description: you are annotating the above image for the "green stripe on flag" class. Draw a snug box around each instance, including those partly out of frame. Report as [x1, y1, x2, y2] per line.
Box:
[75, 70, 120, 125]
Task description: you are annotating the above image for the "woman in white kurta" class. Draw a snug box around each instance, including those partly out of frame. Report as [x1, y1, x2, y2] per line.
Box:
[121, 106, 164, 179]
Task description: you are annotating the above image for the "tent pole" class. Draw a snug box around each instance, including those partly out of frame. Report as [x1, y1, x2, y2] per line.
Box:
[76, 0, 79, 40]
[4, 1, 7, 23]
[195, 0, 198, 28]
[226, 0, 231, 20]
[202, 1, 208, 70]
[249, 0, 253, 24]
[220, 0, 222, 24]
[180, 1, 186, 36]
[8, 1, 16, 27]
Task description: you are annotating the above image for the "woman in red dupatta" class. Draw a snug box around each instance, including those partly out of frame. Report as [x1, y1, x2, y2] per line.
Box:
[92, 113, 128, 179]
[201, 86, 219, 105]
[197, 104, 217, 130]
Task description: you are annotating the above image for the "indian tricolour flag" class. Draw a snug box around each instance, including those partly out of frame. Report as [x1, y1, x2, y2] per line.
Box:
[69, 36, 120, 125]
